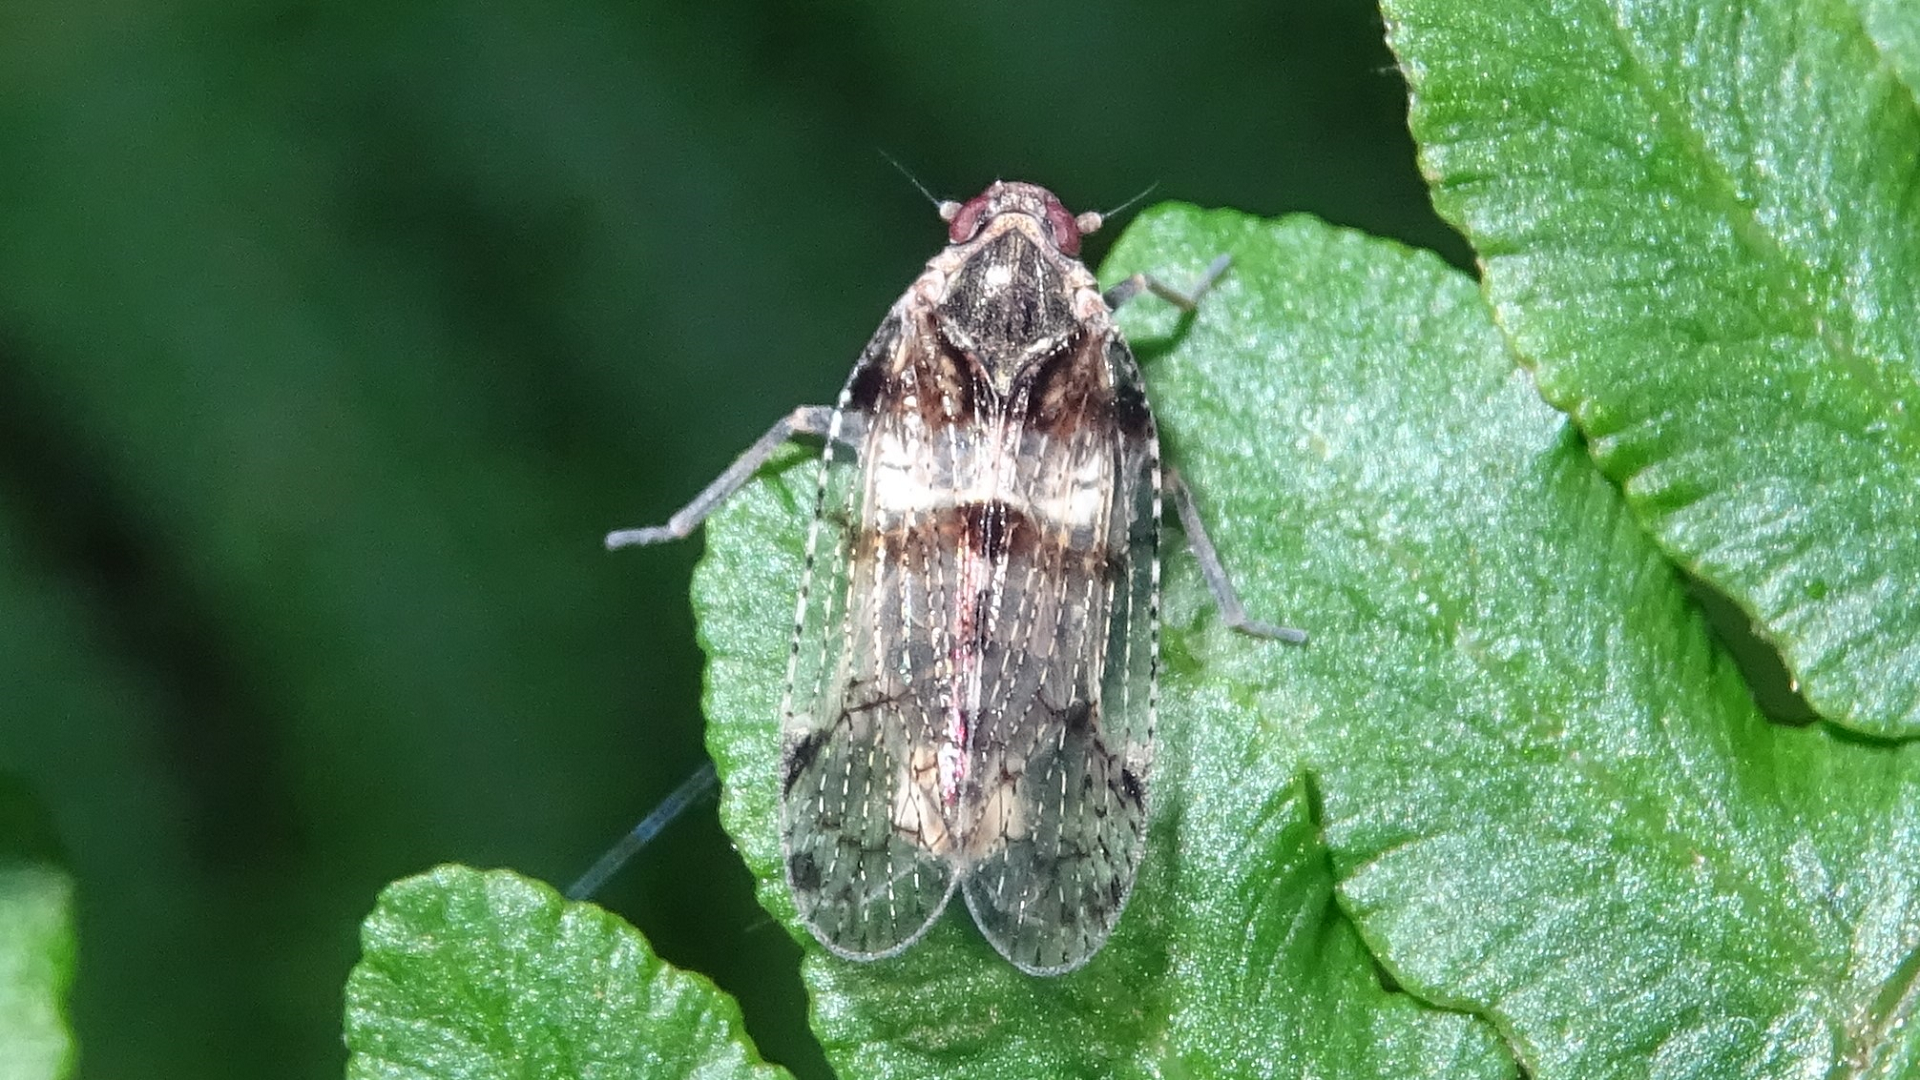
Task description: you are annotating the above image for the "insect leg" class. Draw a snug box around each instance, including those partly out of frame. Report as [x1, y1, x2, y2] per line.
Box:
[606, 405, 841, 549]
[1165, 467, 1307, 643]
[565, 760, 719, 901]
[1103, 253, 1232, 312]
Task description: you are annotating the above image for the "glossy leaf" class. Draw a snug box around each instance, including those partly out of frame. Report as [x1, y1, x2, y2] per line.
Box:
[343, 865, 787, 1080]
[695, 201, 1920, 1077]
[1383, 0, 1920, 737]
[1854, 0, 1920, 99]
[1126, 207, 1920, 1078]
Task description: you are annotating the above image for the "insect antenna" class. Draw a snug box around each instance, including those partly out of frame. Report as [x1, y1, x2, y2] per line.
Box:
[1072, 182, 1163, 238]
[565, 760, 719, 901]
[876, 149, 954, 216]
[1100, 181, 1162, 222]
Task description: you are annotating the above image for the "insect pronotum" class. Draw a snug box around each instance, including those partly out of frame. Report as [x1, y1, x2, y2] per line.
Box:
[606, 181, 1303, 974]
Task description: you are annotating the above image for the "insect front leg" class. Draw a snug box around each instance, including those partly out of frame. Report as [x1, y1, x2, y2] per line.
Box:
[1103, 253, 1233, 312]
[1165, 467, 1308, 644]
[606, 405, 846, 549]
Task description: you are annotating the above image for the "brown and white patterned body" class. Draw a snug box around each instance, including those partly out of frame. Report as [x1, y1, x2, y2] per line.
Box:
[779, 182, 1160, 974]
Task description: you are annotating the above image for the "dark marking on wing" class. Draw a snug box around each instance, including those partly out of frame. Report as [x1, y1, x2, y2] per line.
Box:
[854, 500, 1043, 563]
[782, 730, 828, 797]
[1019, 330, 1110, 436]
[957, 500, 1033, 561]
[844, 312, 904, 412]
[878, 318, 989, 426]
[1114, 379, 1152, 440]
[1060, 700, 1095, 738]
[788, 850, 821, 893]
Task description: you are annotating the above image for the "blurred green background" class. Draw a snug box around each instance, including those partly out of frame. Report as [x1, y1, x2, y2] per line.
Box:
[0, 2, 1460, 1077]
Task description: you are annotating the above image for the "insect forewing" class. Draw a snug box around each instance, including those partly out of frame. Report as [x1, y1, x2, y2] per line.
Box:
[959, 333, 1160, 974]
[781, 312, 960, 959]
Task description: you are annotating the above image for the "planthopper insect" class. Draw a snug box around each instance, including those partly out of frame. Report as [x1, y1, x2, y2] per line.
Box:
[605, 181, 1303, 975]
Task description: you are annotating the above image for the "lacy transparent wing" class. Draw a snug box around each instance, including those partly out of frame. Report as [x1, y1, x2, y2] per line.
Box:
[780, 310, 958, 959]
[961, 331, 1160, 974]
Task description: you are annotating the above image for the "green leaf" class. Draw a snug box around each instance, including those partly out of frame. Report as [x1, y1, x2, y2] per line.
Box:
[1853, 0, 1920, 101]
[698, 201, 1920, 1076]
[343, 865, 788, 1080]
[1382, 0, 1920, 737]
[0, 776, 74, 1080]
[1127, 206, 1920, 1078]
[692, 211, 1517, 1078]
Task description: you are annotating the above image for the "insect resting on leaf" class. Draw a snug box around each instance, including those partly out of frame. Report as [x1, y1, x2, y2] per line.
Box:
[606, 180, 1304, 974]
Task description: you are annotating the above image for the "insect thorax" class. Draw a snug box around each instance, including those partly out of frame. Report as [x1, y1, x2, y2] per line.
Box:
[937, 224, 1086, 391]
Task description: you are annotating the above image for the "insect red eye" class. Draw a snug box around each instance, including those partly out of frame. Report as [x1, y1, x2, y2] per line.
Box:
[946, 195, 990, 243]
[1042, 196, 1083, 255]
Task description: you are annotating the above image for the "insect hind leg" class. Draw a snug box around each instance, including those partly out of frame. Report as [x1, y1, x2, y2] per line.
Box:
[606, 405, 842, 549]
[565, 760, 719, 901]
[1165, 467, 1307, 643]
